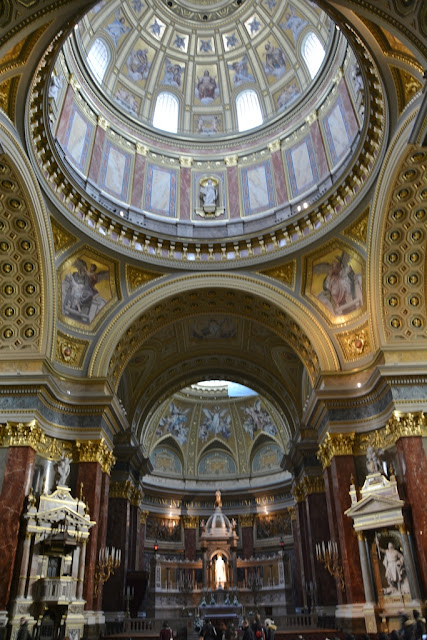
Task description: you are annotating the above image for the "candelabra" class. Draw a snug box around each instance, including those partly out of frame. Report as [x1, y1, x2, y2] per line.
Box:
[94, 546, 121, 595]
[315, 540, 345, 591]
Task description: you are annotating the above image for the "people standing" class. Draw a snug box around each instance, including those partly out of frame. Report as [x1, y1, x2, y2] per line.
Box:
[413, 610, 426, 640]
[241, 619, 255, 640]
[160, 621, 173, 640]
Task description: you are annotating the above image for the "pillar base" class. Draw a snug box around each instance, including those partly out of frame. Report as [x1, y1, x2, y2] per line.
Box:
[335, 603, 366, 634]
[84, 610, 106, 640]
[362, 605, 377, 633]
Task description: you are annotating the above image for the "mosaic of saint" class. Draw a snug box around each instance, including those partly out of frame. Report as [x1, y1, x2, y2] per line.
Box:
[156, 402, 189, 445]
[241, 398, 277, 439]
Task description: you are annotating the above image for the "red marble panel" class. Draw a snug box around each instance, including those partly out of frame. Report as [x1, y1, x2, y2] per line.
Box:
[88, 126, 106, 184]
[227, 165, 240, 219]
[241, 526, 254, 559]
[305, 492, 336, 606]
[310, 121, 329, 179]
[184, 527, 197, 560]
[76, 461, 103, 610]
[323, 466, 345, 604]
[131, 154, 146, 209]
[55, 84, 75, 145]
[396, 436, 427, 593]
[0, 447, 35, 609]
[338, 79, 359, 139]
[103, 497, 130, 612]
[330, 455, 364, 603]
[180, 166, 191, 220]
[271, 149, 288, 204]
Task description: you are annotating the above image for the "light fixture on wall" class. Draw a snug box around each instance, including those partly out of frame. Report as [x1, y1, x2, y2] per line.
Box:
[315, 540, 345, 591]
[94, 546, 121, 595]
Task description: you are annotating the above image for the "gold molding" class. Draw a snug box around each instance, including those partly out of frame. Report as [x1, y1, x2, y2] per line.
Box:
[260, 261, 296, 289]
[183, 516, 198, 529]
[317, 432, 356, 469]
[343, 207, 369, 246]
[125, 264, 165, 294]
[140, 510, 149, 524]
[55, 331, 89, 368]
[74, 439, 116, 474]
[51, 217, 77, 255]
[239, 514, 254, 527]
[109, 480, 143, 504]
[292, 475, 325, 502]
[336, 324, 371, 361]
[287, 506, 297, 521]
[319, 412, 426, 468]
[0, 421, 73, 460]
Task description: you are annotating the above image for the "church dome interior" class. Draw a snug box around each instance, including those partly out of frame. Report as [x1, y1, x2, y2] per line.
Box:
[0, 0, 426, 637]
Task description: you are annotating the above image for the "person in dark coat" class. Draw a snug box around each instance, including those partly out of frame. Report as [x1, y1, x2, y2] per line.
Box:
[242, 619, 255, 640]
[413, 610, 426, 640]
[400, 613, 415, 640]
[17, 619, 30, 640]
[201, 620, 217, 640]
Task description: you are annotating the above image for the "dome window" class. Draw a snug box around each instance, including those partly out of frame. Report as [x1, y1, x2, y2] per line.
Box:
[87, 38, 110, 83]
[236, 89, 263, 132]
[302, 32, 325, 78]
[153, 92, 179, 133]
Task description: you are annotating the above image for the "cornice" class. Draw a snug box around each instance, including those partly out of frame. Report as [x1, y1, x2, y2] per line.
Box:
[317, 411, 426, 468]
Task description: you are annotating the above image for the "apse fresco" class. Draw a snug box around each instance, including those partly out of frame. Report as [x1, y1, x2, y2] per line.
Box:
[198, 451, 236, 476]
[252, 443, 283, 473]
[151, 446, 182, 475]
[60, 251, 115, 326]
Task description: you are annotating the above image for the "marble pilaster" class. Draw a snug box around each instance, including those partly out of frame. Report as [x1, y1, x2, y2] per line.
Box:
[305, 492, 336, 607]
[0, 447, 35, 609]
[270, 147, 288, 204]
[131, 153, 146, 209]
[103, 496, 130, 612]
[395, 435, 427, 594]
[226, 164, 240, 219]
[179, 166, 192, 220]
[88, 125, 106, 184]
[328, 455, 364, 603]
[240, 526, 254, 559]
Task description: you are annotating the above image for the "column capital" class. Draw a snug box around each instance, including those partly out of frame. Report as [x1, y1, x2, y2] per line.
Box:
[239, 513, 254, 527]
[317, 432, 356, 469]
[109, 480, 143, 504]
[74, 438, 116, 474]
[183, 516, 198, 529]
[292, 474, 325, 502]
[287, 506, 297, 521]
[267, 139, 281, 153]
[225, 154, 238, 167]
[179, 156, 193, 167]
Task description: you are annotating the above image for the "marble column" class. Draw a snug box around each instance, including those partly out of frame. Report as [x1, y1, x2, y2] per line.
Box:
[137, 511, 147, 571]
[94, 471, 110, 611]
[202, 549, 207, 589]
[289, 507, 304, 609]
[87, 120, 106, 184]
[356, 532, 375, 604]
[77, 541, 88, 600]
[399, 525, 422, 601]
[0, 446, 35, 610]
[76, 460, 103, 610]
[17, 533, 32, 597]
[395, 434, 427, 594]
[183, 517, 197, 560]
[239, 514, 254, 559]
[103, 494, 130, 612]
[323, 465, 346, 605]
[328, 454, 365, 603]
[131, 145, 148, 209]
[268, 141, 287, 204]
[305, 490, 336, 608]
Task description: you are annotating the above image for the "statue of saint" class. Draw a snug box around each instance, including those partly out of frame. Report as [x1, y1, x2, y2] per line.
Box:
[215, 489, 222, 508]
[379, 541, 405, 593]
[57, 453, 71, 486]
[200, 179, 217, 207]
[215, 553, 226, 588]
[366, 445, 383, 475]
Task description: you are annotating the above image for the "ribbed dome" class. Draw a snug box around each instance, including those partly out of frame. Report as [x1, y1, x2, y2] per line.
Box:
[204, 507, 234, 538]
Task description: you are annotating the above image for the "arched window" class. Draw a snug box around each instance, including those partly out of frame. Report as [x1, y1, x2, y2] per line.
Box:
[152, 92, 179, 133]
[87, 38, 110, 83]
[236, 89, 263, 132]
[302, 32, 325, 79]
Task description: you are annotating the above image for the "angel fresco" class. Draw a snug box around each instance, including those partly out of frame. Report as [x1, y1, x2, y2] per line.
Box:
[199, 405, 231, 442]
[61, 258, 109, 324]
[242, 398, 277, 439]
[157, 402, 189, 445]
[313, 251, 363, 316]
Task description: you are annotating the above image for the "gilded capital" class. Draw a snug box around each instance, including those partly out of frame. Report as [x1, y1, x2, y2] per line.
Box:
[110, 480, 134, 501]
[97, 115, 109, 131]
[317, 432, 356, 469]
[292, 475, 325, 502]
[225, 155, 238, 167]
[0, 420, 44, 451]
[267, 139, 281, 153]
[183, 516, 198, 529]
[75, 438, 116, 475]
[287, 506, 297, 521]
[136, 142, 149, 156]
[239, 513, 254, 527]
[386, 412, 424, 440]
[179, 156, 193, 167]
[140, 510, 149, 524]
